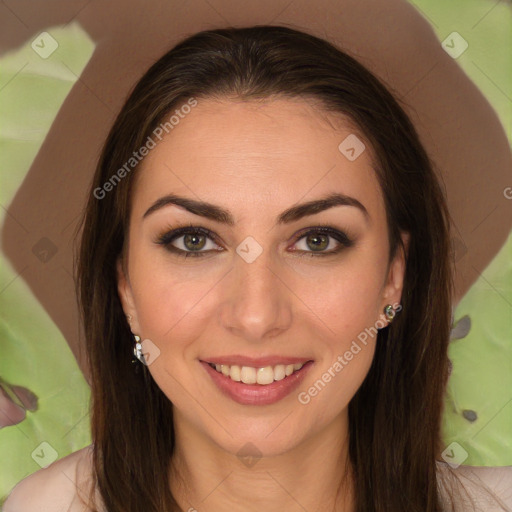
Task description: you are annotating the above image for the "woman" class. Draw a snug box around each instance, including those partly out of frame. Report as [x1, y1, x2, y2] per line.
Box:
[4, 25, 512, 512]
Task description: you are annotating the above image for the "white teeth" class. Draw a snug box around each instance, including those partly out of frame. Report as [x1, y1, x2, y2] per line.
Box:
[240, 366, 257, 384]
[230, 365, 241, 382]
[273, 365, 286, 381]
[257, 366, 274, 385]
[209, 362, 306, 385]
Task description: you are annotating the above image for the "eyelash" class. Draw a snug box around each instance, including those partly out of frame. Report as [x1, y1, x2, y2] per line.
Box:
[155, 223, 355, 259]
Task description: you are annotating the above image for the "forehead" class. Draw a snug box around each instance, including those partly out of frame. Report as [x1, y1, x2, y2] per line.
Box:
[132, 97, 384, 224]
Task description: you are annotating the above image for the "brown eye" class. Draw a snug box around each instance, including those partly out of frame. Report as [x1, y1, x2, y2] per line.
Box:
[156, 226, 222, 258]
[291, 227, 354, 257]
[182, 233, 207, 251]
[304, 233, 329, 252]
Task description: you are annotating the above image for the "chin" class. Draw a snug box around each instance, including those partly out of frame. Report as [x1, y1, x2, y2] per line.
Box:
[208, 418, 309, 459]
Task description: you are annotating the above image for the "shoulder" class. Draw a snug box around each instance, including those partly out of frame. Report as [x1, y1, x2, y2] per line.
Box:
[3, 444, 99, 512]
[437, 461, 512, 511]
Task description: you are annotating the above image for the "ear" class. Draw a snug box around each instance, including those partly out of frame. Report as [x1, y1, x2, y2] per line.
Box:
[381, 231, 410, 310]
[116, 257, 141, 334]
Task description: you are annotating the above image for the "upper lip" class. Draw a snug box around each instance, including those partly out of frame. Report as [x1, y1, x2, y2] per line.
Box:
[201, 355, 314, 367]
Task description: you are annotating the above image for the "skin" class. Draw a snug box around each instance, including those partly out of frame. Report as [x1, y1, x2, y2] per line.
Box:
[117, 97, 408, 512]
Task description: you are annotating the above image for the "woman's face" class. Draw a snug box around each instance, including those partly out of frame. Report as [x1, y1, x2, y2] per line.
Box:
[118, 97, 407, 456]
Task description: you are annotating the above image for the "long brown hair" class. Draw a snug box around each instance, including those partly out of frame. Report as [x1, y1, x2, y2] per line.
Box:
[77, 25, 474, 511]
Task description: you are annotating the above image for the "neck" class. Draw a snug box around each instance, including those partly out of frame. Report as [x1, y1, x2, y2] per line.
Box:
[169, 410, 355, 512]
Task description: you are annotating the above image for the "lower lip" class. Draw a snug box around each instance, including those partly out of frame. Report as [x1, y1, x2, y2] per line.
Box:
[200, 361, 314, 406]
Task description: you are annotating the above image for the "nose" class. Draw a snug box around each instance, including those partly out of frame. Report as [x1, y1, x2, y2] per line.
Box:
[218, 249, 293, 343]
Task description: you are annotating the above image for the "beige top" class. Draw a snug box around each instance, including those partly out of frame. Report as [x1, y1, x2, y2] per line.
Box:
[4, 444, 512, 511]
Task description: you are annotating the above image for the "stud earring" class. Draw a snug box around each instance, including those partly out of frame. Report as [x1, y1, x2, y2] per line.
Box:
[384, 304, 396, 323]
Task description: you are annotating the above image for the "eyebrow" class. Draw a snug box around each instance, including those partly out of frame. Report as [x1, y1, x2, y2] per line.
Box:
[142, 192, 370, 225]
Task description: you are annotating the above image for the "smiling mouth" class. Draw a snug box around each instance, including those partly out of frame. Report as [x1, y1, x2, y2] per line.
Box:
[206, 362, 309, 385]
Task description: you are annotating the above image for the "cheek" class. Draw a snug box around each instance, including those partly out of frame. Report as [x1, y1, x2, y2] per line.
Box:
[127, 246, 214, 347]
[295, 249, 385, 401]
[128, 264, 211, 404]
[302, 254, 386, 338]
[296, 266, 382, 414]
